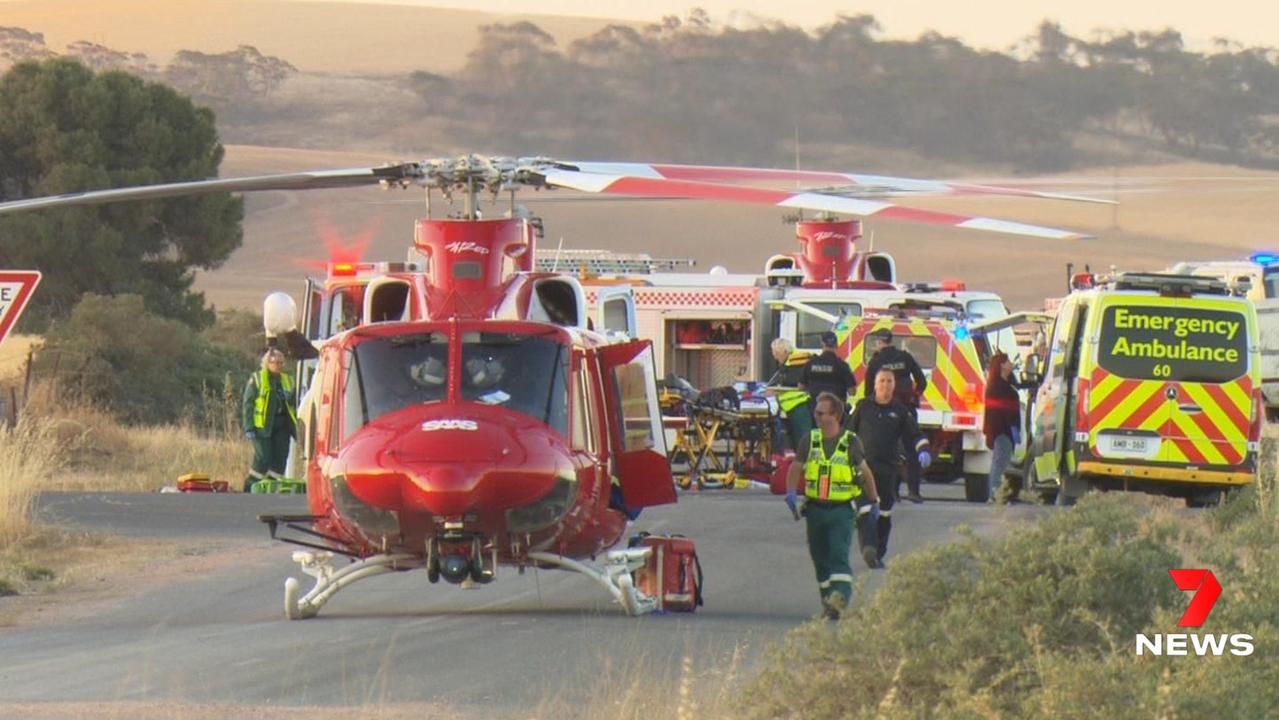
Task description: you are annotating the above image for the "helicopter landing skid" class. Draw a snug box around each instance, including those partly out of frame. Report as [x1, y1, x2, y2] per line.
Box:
[283, 550, 421, 620]
[526, 548, 658, 616]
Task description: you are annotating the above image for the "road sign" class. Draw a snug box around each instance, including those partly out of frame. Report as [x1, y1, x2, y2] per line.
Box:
[0, 271, 41, 347]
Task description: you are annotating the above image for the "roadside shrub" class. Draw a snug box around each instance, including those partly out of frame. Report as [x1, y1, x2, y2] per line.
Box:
[744, 492, 1279, 719]
[33, 294, 257, 424]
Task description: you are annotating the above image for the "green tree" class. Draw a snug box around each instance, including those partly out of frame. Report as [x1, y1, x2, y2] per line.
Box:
[36, 294, 254, 423]
[0, 58, 242, 329]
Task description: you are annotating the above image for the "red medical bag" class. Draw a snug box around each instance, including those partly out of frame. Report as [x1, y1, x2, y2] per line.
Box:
[632, 534, 704, 612]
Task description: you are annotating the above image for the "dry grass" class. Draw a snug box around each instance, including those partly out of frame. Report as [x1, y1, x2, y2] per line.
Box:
[14, 377, 251, 493]
[0, 417, 62, 549]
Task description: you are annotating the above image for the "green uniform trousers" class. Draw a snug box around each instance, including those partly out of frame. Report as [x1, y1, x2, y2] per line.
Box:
[804, 501, 854, 610]
[246, 427, 292, 492]
[785, 404, 814, 452]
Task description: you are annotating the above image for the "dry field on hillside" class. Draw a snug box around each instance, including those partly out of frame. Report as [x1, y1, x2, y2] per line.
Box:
[196, 146, 1279, 313]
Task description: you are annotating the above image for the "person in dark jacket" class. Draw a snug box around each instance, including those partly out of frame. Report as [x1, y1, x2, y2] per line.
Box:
[846, 367, 930, 568]
[802, 331, 856, 411]
[862, 328, 929, 502]
[242, 349, 297, 492]
[983, 352, 1021, 503]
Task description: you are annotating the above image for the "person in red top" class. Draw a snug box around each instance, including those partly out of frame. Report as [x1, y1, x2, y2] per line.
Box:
[982, 352, 1021, 503]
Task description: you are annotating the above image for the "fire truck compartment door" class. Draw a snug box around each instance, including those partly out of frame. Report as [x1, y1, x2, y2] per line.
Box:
[598, 340, 677, 507]
[596, 285, 637, 339]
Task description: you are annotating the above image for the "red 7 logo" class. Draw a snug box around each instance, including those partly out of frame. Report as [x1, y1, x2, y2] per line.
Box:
[1168, 569, 1221, 628]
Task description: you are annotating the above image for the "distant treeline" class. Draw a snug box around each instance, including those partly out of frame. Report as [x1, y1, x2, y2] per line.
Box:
[6, 12, 1279, 170]
[410, 14, 1279, 170]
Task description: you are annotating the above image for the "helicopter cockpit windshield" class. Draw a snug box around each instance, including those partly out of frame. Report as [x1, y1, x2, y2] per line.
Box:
[350, 332, 450, 426]
[461, 332, 569, 436]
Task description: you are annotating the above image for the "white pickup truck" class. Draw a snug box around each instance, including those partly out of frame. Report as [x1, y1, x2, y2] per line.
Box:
[1168, 258, 1279, 420]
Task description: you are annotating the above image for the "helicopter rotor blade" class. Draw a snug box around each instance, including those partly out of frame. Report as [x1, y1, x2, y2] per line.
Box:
[535, 167, 1092, 240]
[0, 165, 422, 215]
[556, 162, 1116, 205]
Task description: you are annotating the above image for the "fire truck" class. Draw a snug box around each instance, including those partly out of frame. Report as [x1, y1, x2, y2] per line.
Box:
[553, 218, 1026, 498]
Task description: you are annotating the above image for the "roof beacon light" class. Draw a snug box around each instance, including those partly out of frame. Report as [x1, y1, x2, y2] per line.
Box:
[1249, 251, 1279, 266]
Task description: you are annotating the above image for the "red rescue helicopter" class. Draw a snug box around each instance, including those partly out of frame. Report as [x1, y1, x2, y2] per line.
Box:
[0, 156, 1104, 617]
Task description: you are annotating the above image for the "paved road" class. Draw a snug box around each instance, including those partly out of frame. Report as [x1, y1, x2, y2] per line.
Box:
[3, 485, 1044, 716]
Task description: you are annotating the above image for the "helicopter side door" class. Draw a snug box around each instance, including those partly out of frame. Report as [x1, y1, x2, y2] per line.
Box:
[597, 340, 677, 507]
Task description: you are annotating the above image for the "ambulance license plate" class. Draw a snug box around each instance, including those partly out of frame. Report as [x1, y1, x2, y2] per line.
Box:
[1100, 434, 1158, 459]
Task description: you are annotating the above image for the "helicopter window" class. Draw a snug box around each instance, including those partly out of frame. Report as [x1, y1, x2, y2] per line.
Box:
[341, 349, 368, 442]
[611, 361, 656, 452]
[347, 332, 450, 427]
[572, 365, 595, 452]
[461, 333, 569, 437]
[368, 281, 410, 322]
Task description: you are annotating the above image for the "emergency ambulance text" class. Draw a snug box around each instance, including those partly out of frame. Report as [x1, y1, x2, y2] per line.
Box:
[1111, 307, 1240, 341]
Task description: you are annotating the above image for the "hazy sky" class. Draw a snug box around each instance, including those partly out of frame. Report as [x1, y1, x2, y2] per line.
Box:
[311, 0, 1279, 50]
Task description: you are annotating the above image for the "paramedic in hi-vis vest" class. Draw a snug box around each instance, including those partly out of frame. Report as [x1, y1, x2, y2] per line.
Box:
[242, 349, 297, 492]
[785, 391, 879, 620]
[768, 337, 813, 450]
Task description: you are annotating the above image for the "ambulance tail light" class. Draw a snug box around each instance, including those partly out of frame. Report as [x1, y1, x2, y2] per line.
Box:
[1074, 377, 1092, 434]
[1249, 387, 1264, 442]
[961, 382, 980, 408]
[948, 412, 980, 429]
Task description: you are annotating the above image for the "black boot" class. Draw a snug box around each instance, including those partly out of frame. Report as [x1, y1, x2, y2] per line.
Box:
[877, 515, 892, 563]
[858, 508, 880, 568]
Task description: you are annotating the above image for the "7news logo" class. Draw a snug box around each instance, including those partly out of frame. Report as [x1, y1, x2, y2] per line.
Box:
[1135, 569, 1254, 656]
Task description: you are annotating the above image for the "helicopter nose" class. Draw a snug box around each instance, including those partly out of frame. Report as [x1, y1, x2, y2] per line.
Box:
[348, 407, 575, 516]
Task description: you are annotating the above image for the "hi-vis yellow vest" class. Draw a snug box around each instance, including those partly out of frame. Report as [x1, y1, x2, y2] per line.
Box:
[253, 369, 297, 429]
[778, 351, 812, 412]
[803, 429, 860, 502]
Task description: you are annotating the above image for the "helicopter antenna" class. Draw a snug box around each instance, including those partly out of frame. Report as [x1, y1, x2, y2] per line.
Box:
[793, 124, 803, 222]
[552, 236, 565, 273]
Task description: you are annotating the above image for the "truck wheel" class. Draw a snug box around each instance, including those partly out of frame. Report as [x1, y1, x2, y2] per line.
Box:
[963, 473, 989, 503]
[1025, 464, 1057, 505]
[1055, 473, 1087, 507]
[1185, 489, 1223, 508]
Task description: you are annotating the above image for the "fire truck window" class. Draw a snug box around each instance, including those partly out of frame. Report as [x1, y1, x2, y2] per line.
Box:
[328, 288, 362, 336]
[1098, 305, 1247, 383]
[863, 334, 937, 370]
[612, 362, 656, 451]
[349, 333, 449, 427]
[461, 333, 569, 437]
[796, 302, 862, 349]
[901, 336, 938, 370]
